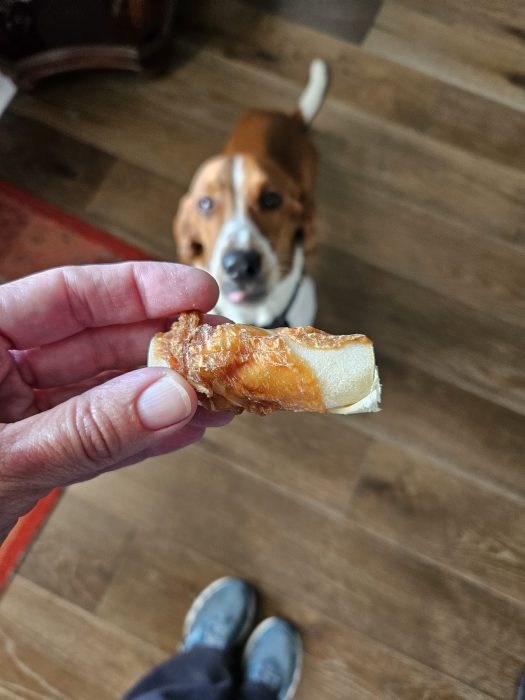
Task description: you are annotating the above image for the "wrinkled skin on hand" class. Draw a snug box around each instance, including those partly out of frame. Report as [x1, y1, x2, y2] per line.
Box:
[0, 262, 233, 542]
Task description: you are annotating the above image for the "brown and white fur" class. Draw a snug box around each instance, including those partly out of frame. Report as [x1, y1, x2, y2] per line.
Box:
[174, 59, 329, 327]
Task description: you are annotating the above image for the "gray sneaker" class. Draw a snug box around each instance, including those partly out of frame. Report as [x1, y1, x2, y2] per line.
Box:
[243, 617, 303, 700]
[182, 577, 257, 652]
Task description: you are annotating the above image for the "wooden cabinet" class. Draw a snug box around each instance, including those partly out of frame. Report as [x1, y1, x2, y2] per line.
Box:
[0, 0, 177, 88]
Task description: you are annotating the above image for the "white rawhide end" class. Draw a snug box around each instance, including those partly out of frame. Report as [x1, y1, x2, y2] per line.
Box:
[298, 58, 330, 124]
[328, 367, 382, 414]
[282, 333, 381, 414]
[147, 337, 170, 368]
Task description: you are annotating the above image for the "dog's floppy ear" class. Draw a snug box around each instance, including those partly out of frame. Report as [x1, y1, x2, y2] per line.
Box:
[173, 193, 204, 265]
[296, 191, 316, 256]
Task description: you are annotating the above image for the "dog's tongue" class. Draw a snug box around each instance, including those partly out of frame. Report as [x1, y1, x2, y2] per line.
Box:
[227, 289, 247, 303]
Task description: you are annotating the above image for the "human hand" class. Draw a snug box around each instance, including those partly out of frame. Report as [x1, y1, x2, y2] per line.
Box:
[0, 262, 232, 541]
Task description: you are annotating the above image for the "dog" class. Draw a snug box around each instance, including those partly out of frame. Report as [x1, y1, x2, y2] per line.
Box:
[173, 59, 329, 327]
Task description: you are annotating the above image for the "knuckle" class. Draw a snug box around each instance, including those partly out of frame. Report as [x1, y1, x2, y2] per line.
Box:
[0, 424, 43, 526]
[61, 267, 95, 328]
[69, 398, 123, 467]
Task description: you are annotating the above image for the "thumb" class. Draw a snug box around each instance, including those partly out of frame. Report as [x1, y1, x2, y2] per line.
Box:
[0, 368, 197, 528]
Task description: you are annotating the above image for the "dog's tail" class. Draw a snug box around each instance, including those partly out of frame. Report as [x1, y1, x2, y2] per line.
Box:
[297, 59, 330, 125]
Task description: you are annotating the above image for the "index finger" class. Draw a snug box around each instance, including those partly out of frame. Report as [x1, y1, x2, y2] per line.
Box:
[0, 261, 219, 349]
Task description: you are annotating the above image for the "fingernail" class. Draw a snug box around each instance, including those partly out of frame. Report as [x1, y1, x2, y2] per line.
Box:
[137, 375, 193, 430]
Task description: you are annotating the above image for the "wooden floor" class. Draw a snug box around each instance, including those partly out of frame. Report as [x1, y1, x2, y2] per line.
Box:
[1, 1, 525, 698]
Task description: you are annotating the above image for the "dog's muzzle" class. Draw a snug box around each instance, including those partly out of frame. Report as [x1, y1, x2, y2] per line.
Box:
[220, 248, 267, 304]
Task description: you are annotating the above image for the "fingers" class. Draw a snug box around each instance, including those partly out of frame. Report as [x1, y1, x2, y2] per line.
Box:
[14, 319, 168, 388]
[189, 406, 235, 429]
[0, 368, 200, 527]
[32, 370, 125, 411]
[35, 380, 235, 433]
[14, 314, 233, 391]
[0, 261, 219, 349]
[202, 313, 233, 326]
[111, 424, 207, 471]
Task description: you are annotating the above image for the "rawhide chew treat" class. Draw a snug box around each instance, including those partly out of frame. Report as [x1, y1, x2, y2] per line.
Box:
[148, 311, 381, 416]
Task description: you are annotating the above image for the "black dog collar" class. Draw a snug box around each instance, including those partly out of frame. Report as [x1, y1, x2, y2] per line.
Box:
[264, 274, 305, 329]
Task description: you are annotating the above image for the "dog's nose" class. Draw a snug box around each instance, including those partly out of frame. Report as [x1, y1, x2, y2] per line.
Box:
[222, 250, 262, 282]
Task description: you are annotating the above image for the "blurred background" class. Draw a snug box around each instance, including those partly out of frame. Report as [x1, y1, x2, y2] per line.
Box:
[0, 1, 524, 698]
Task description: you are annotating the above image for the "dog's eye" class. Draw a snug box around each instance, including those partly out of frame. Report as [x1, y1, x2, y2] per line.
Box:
[198, 196, 214, 215]
[259, 191, 282, 210]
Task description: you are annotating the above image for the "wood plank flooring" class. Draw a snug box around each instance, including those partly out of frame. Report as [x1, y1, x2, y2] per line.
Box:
[1, 1, 524, 698]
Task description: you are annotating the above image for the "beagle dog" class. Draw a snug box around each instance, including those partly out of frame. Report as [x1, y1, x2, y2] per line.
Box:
[174, 60, 329, 327]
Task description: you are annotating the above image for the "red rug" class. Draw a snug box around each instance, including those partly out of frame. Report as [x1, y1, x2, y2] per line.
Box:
[0, 179, 150, 591]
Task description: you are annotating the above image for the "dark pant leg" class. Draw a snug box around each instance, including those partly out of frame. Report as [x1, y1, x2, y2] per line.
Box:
[238, 681, 279, 700]
[123, 646, 236, 700]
